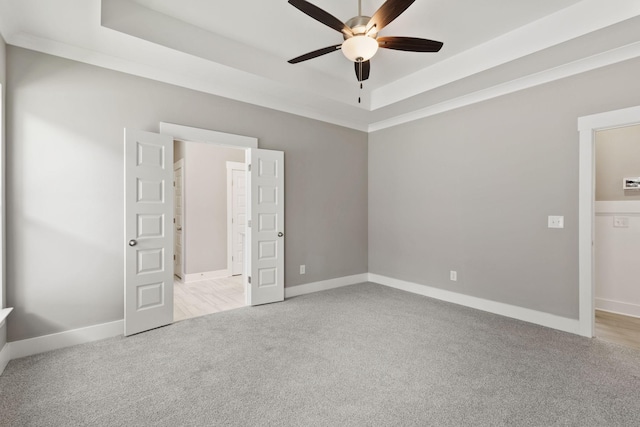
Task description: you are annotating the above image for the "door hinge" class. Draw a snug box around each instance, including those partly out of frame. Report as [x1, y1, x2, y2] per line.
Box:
[248, 276, 251, 284]
[248, 220, 251, 228]
[248, 164, 251, 172]
[173, 255, 176, 260]
[173, 218, 176, 223]
[173, 181, 175, 187]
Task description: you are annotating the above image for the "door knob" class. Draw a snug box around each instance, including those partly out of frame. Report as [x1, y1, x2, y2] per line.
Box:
[278, 232, 284, 237]
[177, 227, 182, 231]
[128, 240, 137, 247]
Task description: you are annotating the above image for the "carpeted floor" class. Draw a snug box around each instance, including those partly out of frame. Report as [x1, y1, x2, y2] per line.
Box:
[1, 283, 640, 426]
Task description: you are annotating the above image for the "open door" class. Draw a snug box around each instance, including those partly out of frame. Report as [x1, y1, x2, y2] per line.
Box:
[124, 129, 174, 336]
[246, 148, 285, 305]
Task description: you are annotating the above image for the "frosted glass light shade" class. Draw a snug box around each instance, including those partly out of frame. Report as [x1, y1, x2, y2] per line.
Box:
[341, 35, 379, 62]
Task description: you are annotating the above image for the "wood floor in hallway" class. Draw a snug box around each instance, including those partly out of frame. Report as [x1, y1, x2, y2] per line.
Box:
[595, 310, 640, 351]
[174, 275, 245, 322]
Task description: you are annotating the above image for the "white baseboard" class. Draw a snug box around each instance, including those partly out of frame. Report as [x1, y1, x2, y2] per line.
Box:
[184, 269, 230, 283]
[5, 273, 367, 360]
[369, 273, 582, 336]
[595, 298, 640, 318]
[2, 271, 587, 363]
[285, 273, 369, 298]
[9, 320, 124, 360]
[0, 343, 10, 375]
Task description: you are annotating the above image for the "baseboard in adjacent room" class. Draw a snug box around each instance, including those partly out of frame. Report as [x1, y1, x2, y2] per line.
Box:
[183, 269, 231, 283]
[9, 320, 124, 360]
[369, 273, 583, 336]
[285, 273, 369, 298]
[595, 298, 640, 318]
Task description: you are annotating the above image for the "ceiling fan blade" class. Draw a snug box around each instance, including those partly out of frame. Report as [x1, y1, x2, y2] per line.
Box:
[354, 60, 370, 82]
[288, 44, 342, 64]
[378, 36, 443, 52]
[288, 0, 352, 36]
[366, 0, 415, 33]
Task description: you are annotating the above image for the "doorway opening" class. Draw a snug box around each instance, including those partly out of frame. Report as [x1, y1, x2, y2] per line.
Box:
[172, 139, 247, 322]
[124, 123, 285, 336]
[593, 124, 640, 350]
[578, 105, 640, 340]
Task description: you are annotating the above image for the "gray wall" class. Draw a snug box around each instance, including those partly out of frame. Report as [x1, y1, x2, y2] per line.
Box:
[595, 124, 640, 201]
[369, 56, 640, 320]
[6, 46, 368, 341]
[182, 142, 244, 274]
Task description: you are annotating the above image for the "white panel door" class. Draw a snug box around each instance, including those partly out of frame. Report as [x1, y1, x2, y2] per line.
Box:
[232, 168, 246, 275]
[124, 129, 174, 336]
[247, 148, 284, 305]
[173, 161, 184, 280]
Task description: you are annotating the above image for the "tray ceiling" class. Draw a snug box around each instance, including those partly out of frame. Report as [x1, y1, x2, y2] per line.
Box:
[1, 0, 640, 131]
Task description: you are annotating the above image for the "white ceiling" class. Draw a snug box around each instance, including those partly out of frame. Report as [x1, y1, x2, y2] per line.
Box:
[1, 0, 640, 131]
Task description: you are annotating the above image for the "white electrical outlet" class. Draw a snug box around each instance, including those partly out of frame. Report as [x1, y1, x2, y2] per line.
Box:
[548, 215, 564, 229]
[300, 265, 306, 275]
[450, 271, 457, 281]
[613, 216, 629, 228]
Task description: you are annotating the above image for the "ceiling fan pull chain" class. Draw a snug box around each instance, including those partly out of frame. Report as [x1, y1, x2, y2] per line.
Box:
[358, 60, 362, 103]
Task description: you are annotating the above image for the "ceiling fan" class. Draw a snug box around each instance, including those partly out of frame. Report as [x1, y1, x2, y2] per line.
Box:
[287, 0, 443, 83]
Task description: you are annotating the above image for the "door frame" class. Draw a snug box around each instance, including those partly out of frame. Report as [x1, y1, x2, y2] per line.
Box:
[226, 161, 247, 276]
[173, 158, 185, 281]
[577, 105, 640, 337]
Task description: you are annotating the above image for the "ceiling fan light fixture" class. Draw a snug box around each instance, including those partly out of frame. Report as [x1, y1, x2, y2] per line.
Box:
[341, 35, 379, 62]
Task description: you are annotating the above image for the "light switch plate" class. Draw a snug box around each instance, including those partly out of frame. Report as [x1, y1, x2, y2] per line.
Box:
[548, 216, 564, 229]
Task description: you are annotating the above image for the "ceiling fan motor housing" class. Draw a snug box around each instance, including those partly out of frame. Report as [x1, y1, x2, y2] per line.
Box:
[287, 0, 444, 82]
[344, 16, 378, 39]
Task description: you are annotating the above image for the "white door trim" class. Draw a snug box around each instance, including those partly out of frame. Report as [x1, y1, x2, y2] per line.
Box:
[173, 158, 185, 280]
[227, 161, 247, 275]
[577, 104, 640, 337]
[160, 123, 258, 149]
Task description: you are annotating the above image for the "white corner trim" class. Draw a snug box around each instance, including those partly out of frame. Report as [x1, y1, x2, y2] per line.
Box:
[184, 269, 231, 283]
[160, 122, 258, 148]
[285, 273, 369, 298]
[0, 307, 13, 328]
[369, 274, 582, 336]
[9, 320, 124, 360]
[0, 343, 10, 376]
